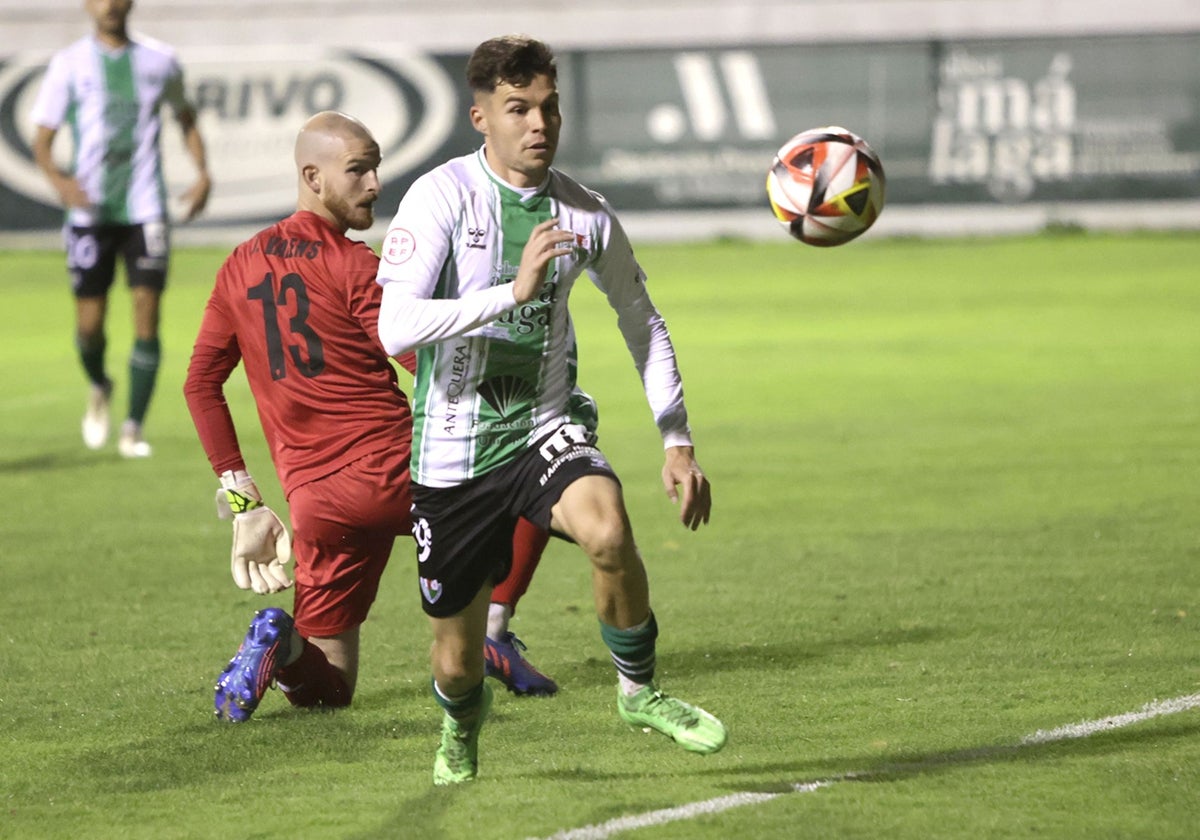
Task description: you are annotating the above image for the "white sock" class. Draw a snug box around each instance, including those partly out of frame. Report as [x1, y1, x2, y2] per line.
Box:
[614, 613, 654, 697]
[487, 602, 511, 640]
[618, 672, 650, 698]
[623, 614, 652, 633]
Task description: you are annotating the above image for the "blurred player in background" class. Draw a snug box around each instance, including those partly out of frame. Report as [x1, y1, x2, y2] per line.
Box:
[184, 111, 555, 723]
[376, 35, 726, 785]
[31, 0, 211, 457]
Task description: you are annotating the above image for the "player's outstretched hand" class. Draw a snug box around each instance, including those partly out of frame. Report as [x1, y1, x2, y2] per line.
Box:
[512, 219, 576, 304]
[215, 470, 293, 594]
[230, 506, 293, 594]
[179, 172, 212, 222]
[662, 445, 712, 531]
[55, 175, 92, 211]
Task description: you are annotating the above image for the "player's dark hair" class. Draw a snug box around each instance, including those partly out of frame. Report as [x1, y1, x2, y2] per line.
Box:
[466, 35, 557, 93]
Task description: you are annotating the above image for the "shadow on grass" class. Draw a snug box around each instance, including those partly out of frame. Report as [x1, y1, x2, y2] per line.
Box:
[0, 449, 97, 473]
[33, 682, 1199, 839]
[52, 706, 434, 797]
[350, 680, 439, 711]
[360, 714, 1200, 838]
[545, 623, 951, 690]
[707, 714, 1200, 794]
[345, 784, 462, 840]
[33, 624, 952, 822]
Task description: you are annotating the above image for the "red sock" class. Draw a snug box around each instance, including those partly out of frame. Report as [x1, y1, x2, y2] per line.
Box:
[275, 641, 352, 709]
[492, 517, 551, 610]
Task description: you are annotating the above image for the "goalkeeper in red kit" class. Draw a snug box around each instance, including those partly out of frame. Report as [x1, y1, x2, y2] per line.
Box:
[183, 111, 555, 722]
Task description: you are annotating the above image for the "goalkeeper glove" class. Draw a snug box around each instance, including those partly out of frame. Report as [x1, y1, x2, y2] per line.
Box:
[216, 469, 293, 594]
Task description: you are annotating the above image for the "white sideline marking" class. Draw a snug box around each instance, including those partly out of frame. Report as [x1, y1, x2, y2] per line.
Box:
[534, 693, 1200, 840]
[539, 785, 829, 840]
[1020, 693, 1200, 744]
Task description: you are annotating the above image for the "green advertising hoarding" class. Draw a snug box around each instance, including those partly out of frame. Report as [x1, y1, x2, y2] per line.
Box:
[0, 33, 1196, 234]
[554, 34, 1200, 208]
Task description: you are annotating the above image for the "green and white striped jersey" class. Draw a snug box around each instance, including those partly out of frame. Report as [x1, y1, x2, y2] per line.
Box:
[377, 148, 692, 488]
[31, 34, 192, 226]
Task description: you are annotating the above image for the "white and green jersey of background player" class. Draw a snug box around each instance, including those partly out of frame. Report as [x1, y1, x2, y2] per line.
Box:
[377, 147, 693, 488]
[30, 33, 190, 227]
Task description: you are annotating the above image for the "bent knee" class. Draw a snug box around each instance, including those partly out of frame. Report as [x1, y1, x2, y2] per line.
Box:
[432, 648, 485, 691]
[577, 517, 635, 572]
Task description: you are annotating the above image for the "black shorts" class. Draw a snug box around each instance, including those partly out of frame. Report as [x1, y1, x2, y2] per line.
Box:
[66, 223, 170, 298]
[411, 422, 619, 617]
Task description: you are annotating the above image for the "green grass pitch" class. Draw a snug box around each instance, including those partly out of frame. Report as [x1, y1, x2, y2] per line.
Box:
[1, 230, 1198, 838]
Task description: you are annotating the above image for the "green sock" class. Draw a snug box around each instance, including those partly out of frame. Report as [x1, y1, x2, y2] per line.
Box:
[431, 678, 485, 722]
[600, 612, 658, 685]
[76, 333, 107, 387]
[128, 337, 160, 424]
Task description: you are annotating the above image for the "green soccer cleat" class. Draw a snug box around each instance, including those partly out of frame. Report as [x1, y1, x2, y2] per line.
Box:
[433, 682, 494, 785]
[617, 684, 728, 755]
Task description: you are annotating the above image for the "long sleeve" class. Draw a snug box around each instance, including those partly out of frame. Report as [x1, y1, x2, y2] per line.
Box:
[378, 278, 518, 357]
[183, 335, 246, 476]
[374, 168, 521, 356]
[589, 208, 692, 449]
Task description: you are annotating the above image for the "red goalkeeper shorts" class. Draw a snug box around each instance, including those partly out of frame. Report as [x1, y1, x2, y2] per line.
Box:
[287, 446, 412, 638]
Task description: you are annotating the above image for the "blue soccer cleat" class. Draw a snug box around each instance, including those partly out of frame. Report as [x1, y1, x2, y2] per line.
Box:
[214, 607, 293, 722]
[484, 631, 558, 696]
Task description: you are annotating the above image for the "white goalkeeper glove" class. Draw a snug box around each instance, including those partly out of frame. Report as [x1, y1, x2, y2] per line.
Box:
[215, 469, 293, 594]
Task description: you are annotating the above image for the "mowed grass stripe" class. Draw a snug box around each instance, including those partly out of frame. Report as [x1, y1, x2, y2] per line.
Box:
[1, 230, 1197, 839]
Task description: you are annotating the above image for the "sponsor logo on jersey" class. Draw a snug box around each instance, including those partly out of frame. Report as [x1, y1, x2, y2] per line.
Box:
[477, 374, 537, 418]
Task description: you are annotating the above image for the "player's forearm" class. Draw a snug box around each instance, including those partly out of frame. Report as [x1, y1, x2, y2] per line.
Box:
[32, 144, 57, 182]
[178, 111, 210, 178]
[184, 131, 211, 182]
[31, 125, 57, 174]
[180, 122, 212, 222]
[183, 382, 246, 476]
[614, 304, 692, 446]
[32, 128, 73, 198]
[638, 354, 692, 449]
[190, 402, 247, 476]
[377, 281, 517, 356]
[183, 344, 245, 474]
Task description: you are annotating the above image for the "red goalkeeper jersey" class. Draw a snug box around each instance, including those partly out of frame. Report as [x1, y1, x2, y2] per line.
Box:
[185, 210, 414, 496]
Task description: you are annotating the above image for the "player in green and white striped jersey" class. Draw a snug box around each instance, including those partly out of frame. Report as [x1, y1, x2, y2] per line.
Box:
[377, 35, 726, 784]
[31, 0, 210, 457]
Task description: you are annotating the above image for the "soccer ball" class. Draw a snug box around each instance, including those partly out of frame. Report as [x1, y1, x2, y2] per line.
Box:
[766, 126, 886, 247]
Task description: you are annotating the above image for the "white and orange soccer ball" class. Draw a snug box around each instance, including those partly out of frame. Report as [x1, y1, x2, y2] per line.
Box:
[766, 126, 886, 247]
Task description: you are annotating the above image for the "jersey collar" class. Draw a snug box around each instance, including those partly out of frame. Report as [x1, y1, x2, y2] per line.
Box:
[476, 146, 552, 209]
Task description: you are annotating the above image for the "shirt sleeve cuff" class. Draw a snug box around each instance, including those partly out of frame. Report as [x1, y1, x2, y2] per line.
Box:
[662, 429, 694, 449]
